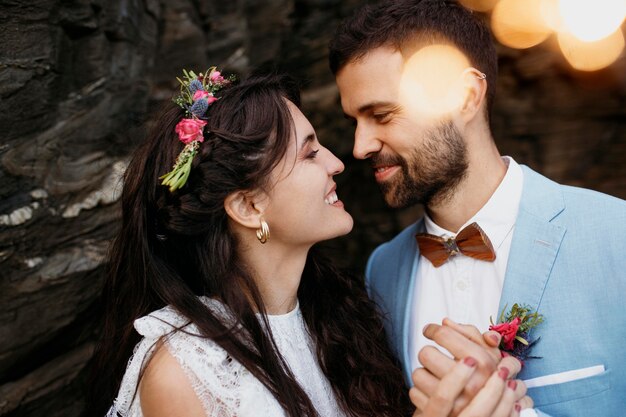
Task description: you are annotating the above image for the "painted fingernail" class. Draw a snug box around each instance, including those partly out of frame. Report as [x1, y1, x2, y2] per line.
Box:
[507, 380, 517, 390]
[463, 357, 478, 367]
[489, 333, 500, 344]
[515, 403, 521, 412]
[498, 367, 510, 380]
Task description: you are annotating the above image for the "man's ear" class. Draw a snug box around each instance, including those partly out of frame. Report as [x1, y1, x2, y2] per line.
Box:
[457, 67, 488, 123]
[224, 190, 267, 229]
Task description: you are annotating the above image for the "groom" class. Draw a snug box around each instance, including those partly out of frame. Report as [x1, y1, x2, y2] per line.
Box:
[330, 0, 626, 416]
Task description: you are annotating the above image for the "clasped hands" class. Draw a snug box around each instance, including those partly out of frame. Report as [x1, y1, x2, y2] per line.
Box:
[410, 318, 533, 417]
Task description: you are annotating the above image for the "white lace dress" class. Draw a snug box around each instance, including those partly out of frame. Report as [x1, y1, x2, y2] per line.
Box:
[107, 298, 346, 417]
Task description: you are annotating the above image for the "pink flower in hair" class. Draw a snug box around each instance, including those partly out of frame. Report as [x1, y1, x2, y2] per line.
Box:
[175, 118, 207, 144]
[210, 70, 225, 83]
[193, 90, 210, 101]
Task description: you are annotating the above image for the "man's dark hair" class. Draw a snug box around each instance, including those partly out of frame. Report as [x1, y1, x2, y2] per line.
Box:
[329, 0, 498, 117]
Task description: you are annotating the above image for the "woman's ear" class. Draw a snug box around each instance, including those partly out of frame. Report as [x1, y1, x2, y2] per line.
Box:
[224, 190, 267, 229]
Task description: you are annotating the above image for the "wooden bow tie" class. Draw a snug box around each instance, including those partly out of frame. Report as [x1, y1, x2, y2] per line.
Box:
[415, 222, 496, 268]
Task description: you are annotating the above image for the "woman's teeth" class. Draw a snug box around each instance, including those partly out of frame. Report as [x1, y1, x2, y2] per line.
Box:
[325, 192, 338, 205]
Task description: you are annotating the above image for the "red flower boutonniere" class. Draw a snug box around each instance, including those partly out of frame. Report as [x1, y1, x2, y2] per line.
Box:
[489, 303, 544, 363]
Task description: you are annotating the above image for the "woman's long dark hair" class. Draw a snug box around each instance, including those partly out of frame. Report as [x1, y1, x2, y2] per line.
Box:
[88, 73, 411, 416]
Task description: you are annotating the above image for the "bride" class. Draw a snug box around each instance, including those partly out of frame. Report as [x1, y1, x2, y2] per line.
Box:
[88, 69, 411, 417]
[88, 68, 526, 417]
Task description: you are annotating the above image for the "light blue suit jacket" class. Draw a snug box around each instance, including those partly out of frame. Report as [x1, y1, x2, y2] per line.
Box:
[365, 166, 626, 416]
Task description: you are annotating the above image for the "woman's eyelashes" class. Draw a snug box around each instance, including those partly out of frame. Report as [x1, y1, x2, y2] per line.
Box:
[306, 149, 320, 159]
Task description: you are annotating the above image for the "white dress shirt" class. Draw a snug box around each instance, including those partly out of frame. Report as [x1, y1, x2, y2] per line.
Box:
[409, 156, 524, 371]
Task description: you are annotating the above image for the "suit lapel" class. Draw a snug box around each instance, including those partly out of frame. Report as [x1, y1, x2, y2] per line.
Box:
[397, 219, 424, 381]
[499, 166, 566, 326]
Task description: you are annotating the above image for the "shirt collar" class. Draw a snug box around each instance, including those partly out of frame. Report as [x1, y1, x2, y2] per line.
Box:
[424, 156, 524, 250]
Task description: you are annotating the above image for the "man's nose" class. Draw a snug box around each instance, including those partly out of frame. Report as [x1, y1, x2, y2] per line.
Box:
[353, 124, 382, 160]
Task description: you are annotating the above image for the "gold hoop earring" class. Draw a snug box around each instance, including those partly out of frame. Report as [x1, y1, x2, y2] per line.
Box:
[256, 219, 270, 244]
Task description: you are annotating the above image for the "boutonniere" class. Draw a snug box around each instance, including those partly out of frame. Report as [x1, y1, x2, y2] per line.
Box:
[489, 303, 544, 363]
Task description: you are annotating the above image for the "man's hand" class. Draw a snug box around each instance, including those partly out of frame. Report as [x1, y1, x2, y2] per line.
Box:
[412, 319, 525, 416]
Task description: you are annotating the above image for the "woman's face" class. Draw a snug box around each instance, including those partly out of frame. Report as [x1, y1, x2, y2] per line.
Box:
[261, 101, 353, 248]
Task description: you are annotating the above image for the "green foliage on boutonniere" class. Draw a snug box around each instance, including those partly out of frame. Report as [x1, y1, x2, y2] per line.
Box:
[490, 303, 544, 362]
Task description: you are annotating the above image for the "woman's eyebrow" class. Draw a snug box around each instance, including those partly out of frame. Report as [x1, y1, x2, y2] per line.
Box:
[299, 133, 316, 151]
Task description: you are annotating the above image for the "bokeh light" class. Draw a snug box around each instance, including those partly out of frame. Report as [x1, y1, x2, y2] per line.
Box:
[471, 0, 626, 71]
[558, 0, 626, 42]
[539, 0, 563, 32]
[558, 28, 625, 71]
[399, 45, 471, 118]
[491, 0, 552, 49]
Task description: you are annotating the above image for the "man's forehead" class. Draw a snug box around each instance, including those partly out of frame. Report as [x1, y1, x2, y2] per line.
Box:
[336, 48, 403, 113]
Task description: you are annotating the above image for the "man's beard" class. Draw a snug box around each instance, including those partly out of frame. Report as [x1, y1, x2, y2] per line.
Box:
[374, 120, 469, 209]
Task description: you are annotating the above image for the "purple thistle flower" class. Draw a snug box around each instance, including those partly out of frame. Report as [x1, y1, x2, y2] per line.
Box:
[190, 98, 209, 117]
[189, 79, 203, 94]
[507, 331, 542, 363]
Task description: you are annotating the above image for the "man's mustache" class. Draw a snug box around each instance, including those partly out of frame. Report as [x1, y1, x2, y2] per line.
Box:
[370, 153, 405, 168]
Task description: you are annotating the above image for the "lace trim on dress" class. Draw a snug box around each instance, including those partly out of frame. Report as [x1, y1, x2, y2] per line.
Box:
[108, 299, 241, 416]
[108, 298, 346, 417]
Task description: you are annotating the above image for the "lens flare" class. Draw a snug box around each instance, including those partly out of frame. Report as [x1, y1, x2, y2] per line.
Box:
[540, 0, 564, 32]
[558, 0, 626, 42]
[459, 0, 499, 12]
[491, 0, 552, 49]
[558, 28, 625, 71]
[399, 45, 471, 118]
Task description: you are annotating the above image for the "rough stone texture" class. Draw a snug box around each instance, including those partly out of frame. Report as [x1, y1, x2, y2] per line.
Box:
[0, 1, 624, 415]
[0, 0, 157, 415]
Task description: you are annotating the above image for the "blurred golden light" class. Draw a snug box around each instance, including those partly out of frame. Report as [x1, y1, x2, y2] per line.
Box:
[491, 0, 552, 49]
[558, 28, 625, 71]
[540, 0, 564, 32]
[558, 0, 626, 42]
[399, 45, 470, 118]
[459, 0, 499, 12]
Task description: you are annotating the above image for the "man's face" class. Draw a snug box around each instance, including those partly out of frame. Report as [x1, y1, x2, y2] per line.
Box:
[336, 46, 469, 208]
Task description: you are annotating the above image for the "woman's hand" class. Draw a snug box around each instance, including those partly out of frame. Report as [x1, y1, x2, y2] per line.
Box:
[410, 358, 532, 417]
[412, 319, 528, 416]
[410, 356, 481, 417]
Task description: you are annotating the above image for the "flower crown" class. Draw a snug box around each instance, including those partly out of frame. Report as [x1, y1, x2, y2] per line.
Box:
[159, 67, 234, 192]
